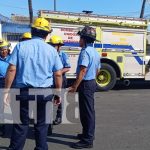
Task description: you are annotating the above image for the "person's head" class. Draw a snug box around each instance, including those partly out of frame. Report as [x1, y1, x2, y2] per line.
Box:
[77, 26, 96, 47]
[48, 35, 64, 51]
[20, 32, 32, 42]
[0, 40, 11, 58]
[31, 17, 52, 39]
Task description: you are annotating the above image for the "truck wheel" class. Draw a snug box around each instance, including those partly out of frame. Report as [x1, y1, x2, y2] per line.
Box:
[96, 63, 117, 91]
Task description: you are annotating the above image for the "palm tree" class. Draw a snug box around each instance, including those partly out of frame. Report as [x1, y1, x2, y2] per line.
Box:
[28, 0, 33, 25]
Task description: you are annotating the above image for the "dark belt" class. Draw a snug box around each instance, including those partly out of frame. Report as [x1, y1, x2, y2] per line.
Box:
[19, 85, 53, 89]
[0, 77, 5, 80]
[82, 79, 95, 83]
[17, 86, 54, 102]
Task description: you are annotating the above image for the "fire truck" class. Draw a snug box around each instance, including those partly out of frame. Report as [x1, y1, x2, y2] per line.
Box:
[39, 10, 150, 91]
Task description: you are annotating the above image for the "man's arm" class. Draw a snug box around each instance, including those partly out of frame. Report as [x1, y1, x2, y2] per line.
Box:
[96, 69, 100, 77]
[5, 64, 16, 89]
[69, 66, 87, 92]
[54, 70, 62, 89]
[53, 70, 62, 105]
[61, 68, 70, 74]
[4, 64, 16, 106]
[62, 52, 71, 74]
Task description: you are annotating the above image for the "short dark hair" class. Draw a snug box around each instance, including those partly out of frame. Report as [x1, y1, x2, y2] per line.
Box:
[81, 36, 95, 44]
[31, 27, 49, 39]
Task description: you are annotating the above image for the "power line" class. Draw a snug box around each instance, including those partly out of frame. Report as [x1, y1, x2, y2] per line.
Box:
[0, 2, 145, 15]
[0, 2, 38, 13]
[0, 1, 150, 18]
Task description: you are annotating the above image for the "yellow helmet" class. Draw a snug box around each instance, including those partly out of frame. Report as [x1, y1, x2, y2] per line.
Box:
[32, 17, 51, 32]
[21, 32, 32, 39]
[49, 35, 64, 45]
[0, 39, 10, 49]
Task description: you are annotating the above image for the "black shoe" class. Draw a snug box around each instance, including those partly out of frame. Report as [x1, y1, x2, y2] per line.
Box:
[0, 125, 5, 136]
[71, 140, 93, 149]
[53, 117, 62, 125]
[29, 119, 34, 124]
[48, 124, 53, 136]
[76, 134, 95, 140]
[76, 134, 83, 140]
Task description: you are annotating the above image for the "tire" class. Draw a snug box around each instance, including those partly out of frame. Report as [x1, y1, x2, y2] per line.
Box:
[96, 63, 117, 91]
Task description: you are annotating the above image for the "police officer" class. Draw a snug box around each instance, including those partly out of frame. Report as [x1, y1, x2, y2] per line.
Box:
[48, 35, 71, 125]
[3, 17, 63, 150]
[0, 40, 11, 136]
[69, 26, 101, 149]
[19, 32, 32, 42]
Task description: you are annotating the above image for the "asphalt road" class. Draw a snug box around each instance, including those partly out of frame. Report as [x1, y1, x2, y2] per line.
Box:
[1, 80, 150, 150]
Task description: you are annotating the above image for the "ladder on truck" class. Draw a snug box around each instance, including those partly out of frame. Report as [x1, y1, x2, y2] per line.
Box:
[39, 10, 148, 29]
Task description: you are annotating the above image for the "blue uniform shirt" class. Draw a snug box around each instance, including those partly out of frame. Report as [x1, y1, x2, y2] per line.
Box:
[59, 51, 71, 72]
[8, 37, 63, 88]
[76, 45, 101, 80]
[0, 55, 10, 78]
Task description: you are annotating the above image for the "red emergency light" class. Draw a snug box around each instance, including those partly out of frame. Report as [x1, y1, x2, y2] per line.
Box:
[102, 53, 107, 57]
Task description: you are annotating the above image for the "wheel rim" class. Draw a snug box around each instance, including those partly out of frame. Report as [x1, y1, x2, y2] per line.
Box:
[96, 69, 111, 87]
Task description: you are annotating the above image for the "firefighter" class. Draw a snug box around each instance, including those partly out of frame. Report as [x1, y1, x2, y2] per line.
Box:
[19, 32, 32, 42]
[0, 40, 11, 136]
[3, 17, 63, 150]
[48, 35, 71, 125]
[69, 26, 101, 149]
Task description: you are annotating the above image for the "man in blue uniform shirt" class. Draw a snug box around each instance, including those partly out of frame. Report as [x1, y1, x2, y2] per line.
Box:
[0, 40, 11, 87]
[48, 35, 71, 125]
[69, 26, 101, 149]
[0, 40, 11, 136]
[3, 17, 63, 150]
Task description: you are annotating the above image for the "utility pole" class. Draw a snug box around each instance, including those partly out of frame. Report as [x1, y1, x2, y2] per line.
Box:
[54, 0, 56, 11]
[140, 0, 146, 18]
[28, 0, 33, 25]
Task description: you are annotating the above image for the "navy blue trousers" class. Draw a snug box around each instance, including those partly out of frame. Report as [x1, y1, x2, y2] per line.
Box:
[0, 78, 5, 88]
[8, 89, 49, 150]
[78, 79, 97, 144]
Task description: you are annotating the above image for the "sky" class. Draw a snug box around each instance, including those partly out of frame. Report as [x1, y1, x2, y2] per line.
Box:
[0, 0, 150, 18]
